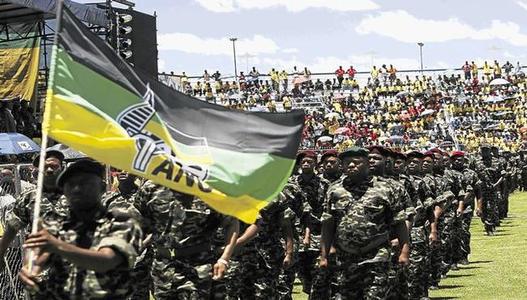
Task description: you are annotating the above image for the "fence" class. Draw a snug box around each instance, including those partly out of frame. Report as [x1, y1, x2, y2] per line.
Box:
[0, 163, 34, 300]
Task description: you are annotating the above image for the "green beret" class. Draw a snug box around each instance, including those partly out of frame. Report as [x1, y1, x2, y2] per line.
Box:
[339, 146, 369, 159]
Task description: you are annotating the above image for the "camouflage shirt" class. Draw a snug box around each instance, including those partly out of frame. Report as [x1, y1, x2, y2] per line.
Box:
[6, 189, 66, 233]
[34, 204, 142, 299]
[408, 174, 435, 226]
[323, 176, 405, 259]
[133, 181, 229, 263]
[290, 174, 330, 250]
[460, 168, 481, 207]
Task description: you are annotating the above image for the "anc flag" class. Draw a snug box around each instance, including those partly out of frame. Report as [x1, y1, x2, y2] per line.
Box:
[43, 6, 304, 223]
[0, 22, 40, 100]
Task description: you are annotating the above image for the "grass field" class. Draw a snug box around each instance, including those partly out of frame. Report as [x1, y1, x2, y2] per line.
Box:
[293, 191, 527, 300]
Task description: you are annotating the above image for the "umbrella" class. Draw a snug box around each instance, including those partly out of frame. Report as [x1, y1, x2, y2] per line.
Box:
[420, 109, 436, 116]
[484, 96, 504, 103]
[317, 136, 333, 143]
[0, 133, 40, 155]
[47, 144, 87, 161]
[324, 112, 340, 119]
[334, 127, 351, 135]
[489, 78, 510, 86]
[396, 91, 409, 97]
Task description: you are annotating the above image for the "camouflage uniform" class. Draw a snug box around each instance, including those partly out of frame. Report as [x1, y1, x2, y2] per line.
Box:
[30, 200, 142, 299]
[323, 176, 405, 299]
[382, 175, 414, 299]
[134, 181, 231, 300]
[441, 168, 465, 273]
[457, 168, 481, 263]
[407, 174, 435, 299]
[6, 190, 66, 234]
[225, 190, 294, 299]
[277, 179, 306, 300]
[104, 190, 151, 300]
[475, 158, 500, 233]
[424, 172, 449, 288]
[289, 174, 330, 296]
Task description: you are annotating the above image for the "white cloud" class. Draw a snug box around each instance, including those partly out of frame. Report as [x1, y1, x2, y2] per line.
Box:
[356, 10, 527, 46]
[193, 0, 379, 13]
[158, 33, 280, 55]
[282, 48, 299, 54]
[517, 0, 527, 11]
[158, 59, 166, 71]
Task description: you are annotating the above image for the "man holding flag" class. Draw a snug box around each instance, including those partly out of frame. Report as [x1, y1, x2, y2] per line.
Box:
[19, 2, 303, 298]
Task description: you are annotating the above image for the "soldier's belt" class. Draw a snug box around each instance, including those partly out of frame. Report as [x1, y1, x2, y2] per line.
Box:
[155, 243, 211, 259]
[339, 233, 388, 257]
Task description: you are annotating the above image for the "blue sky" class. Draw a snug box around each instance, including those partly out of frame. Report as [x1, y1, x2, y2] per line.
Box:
[107, 0, 527, 76]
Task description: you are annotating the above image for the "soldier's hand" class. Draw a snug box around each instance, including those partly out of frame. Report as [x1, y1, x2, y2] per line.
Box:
[318, 256, 328, 269]
[283, 253, 293, 270]
[23, 229, 62, 253]
[302, 236, 310, 247]
[456, 208, 463, 217]
[19, 266, 40, 291]
[398, 253, 410, 266]
[212, 259, 228, 281]
[429, 231, 439, 245]
[476, 208, 483, 217]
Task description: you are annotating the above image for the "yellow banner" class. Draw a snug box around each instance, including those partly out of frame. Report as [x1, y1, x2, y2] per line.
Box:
[0, 23, 40, 101]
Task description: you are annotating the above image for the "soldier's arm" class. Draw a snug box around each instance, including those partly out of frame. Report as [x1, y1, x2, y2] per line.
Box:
[281, 217, 294, 269]
[395, 221, 410, 266]
[24, 229, 126, 273]
[213, 218, 239, 280]
[219, 218, 239, 263]
[320, 216, 335, 268]
[235, 223, 259, 249]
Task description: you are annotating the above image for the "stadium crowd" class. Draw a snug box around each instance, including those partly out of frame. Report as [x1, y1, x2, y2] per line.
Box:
[0, 60, 526, 300]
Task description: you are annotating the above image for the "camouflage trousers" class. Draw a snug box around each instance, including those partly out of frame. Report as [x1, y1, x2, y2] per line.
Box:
[151, 253, 214, 300]
[297, 250, 319, 295]
[481, 194, 498, 233]
[441, 210, 463, 273]
[333, 249, 390, 300]
[225, 249, 282, 299]
[407, 226, 429, 300]
[428, 218, 443, 287]
[457, 211, 473, 262]
[309, 253, 337, 299]
[387, 246, 408, 300]
[499, 189, 509, 219]
[129, 246, 153, 300]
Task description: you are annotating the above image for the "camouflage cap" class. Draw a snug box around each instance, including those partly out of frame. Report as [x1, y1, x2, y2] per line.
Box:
[56, 159, 105, 188]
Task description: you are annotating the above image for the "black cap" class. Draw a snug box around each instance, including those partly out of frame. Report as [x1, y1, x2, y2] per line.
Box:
[339, 146, 369, 159]
[56, 159, 105, 188]
[32, 150, 65, 167]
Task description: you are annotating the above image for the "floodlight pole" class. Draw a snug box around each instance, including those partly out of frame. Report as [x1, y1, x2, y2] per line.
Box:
[417, 42, 424, 73]
[230, 37, 238, 82]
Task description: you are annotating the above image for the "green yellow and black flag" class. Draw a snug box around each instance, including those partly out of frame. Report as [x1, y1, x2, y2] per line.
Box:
[43, 5, 304, 223]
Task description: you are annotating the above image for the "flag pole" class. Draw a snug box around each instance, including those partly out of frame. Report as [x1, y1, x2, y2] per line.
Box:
[27, 0, 64, 273]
